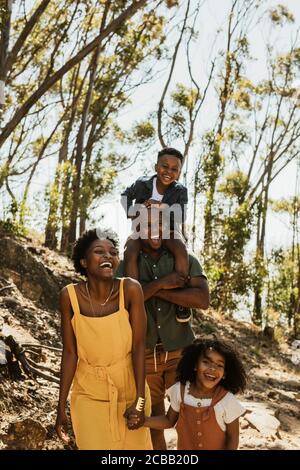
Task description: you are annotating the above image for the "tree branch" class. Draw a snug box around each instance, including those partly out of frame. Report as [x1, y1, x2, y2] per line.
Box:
[0, 0, 149, 148]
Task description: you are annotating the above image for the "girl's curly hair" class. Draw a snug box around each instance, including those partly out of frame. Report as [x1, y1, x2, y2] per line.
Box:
[72, 228, 119, 276]
[176, 336, 247, 394]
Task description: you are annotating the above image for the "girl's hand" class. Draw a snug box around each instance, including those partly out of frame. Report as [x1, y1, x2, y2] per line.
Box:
[127, 412, 142, 429]
[124, 403, 145, 430]
[55, 409, 70, 444]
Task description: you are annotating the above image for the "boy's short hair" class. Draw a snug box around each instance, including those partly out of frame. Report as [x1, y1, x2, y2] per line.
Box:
[157, 147, 183, 162]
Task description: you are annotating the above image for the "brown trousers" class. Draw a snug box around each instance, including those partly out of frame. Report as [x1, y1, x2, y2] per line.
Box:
[145, 346, 182, 450]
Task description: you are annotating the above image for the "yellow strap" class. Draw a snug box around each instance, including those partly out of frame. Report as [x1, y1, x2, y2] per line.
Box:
[119, 278, 125, 310]
[66, 284, 80, 317]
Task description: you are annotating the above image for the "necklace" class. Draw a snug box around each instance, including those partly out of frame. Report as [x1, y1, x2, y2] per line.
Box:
[188, 383, 212, 405]
[86, 280, 114, 315]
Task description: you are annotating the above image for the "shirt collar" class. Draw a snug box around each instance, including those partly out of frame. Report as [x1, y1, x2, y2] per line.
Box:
[140, 248, 169, 261]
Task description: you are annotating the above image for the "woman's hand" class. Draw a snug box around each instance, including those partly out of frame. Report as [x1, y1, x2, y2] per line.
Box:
[55, 409, 70, 444]
[126, 412, 143, 429]
[124, 403, 145, 430]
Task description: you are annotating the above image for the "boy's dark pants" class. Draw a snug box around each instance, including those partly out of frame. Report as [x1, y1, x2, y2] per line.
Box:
[145, 345, 182, 450]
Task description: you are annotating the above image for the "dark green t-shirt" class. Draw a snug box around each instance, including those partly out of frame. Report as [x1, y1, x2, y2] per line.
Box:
[115, 250, 206, 351]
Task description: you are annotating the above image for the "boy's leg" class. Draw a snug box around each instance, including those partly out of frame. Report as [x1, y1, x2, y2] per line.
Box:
[123, 237, 141, 280]
[163, 236, 189, 279]
[163, 237, 191, 323]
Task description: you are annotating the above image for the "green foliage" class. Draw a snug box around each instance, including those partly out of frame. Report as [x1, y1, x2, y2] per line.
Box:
[218, 171, 249, 203]
[132, 121, 156, 141]
[232, 89, 252, 110]
[266, 248, 299, 335]
[0, 0, 8, 28]
[271, 197, 300, 214]
[171, 84, 200, 111]
[269, 5, 295, 25]
[0, 219, 26, 237]
[206, 201, 253, 313]
[0, 196, 27, 237]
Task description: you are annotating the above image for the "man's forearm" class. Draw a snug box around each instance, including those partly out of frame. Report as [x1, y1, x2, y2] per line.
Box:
[155, 287, 209, 309]
[141, 279, 165, 301]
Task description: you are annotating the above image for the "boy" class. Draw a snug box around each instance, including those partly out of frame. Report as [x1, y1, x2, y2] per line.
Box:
[121, 147, 190, 322]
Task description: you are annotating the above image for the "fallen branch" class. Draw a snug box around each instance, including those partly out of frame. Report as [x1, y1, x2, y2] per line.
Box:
[2, 335, 60, 384]
[25, 356, 60, 377]
[0, 284, 15, 293]
[22, 343, 62, 352]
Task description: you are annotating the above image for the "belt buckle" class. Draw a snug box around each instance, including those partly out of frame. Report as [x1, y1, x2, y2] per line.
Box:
[95, 366, 105, 379]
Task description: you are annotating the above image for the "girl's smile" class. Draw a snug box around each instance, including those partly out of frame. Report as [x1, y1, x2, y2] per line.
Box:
[195, 349, 225, 393]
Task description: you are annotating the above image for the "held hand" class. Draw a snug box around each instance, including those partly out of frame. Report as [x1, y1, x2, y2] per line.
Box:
[126, 412, 143, 429]
[124, 403, 145, 430]
[55, 409, 70, 444]
[161, 272, 186, 290]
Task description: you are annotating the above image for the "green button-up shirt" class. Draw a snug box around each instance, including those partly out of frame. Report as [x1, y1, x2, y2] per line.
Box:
[115, 250, 206, 351]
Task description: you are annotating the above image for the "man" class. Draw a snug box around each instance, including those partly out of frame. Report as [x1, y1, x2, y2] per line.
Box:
[116, 208, 209, 449]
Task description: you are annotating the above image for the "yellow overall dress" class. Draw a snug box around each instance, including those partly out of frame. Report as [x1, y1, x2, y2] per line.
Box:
[66, 278, 152, 450]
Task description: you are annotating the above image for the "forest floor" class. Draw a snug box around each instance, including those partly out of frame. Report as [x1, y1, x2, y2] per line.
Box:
[0, 232, 300, 450]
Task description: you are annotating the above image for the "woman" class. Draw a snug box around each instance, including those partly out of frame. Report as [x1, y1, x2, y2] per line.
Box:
[55, 228, 152, 450]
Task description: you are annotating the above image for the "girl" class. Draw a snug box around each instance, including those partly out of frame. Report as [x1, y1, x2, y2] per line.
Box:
[128, 337, 246, 450]
[55, 228, 152, 450]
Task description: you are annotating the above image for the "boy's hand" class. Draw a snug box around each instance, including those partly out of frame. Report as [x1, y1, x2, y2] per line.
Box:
[143, 199, 160, 208]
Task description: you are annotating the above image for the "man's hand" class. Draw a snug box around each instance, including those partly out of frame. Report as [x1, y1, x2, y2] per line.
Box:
[160, 272, 186, 290]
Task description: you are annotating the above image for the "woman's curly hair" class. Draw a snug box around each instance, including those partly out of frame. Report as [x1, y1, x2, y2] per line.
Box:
[72, 228, 119, 276]
[176, 336, 247, 394]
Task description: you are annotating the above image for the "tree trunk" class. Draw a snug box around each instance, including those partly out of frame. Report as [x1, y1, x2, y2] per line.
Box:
[191, 171, 198, 252]
[253, 160, 272, 326]
[44, 118, 72, 249]
[67, 44, 102, 251]
[0, 0, 12, 107]
[294, 248, 300, 338]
